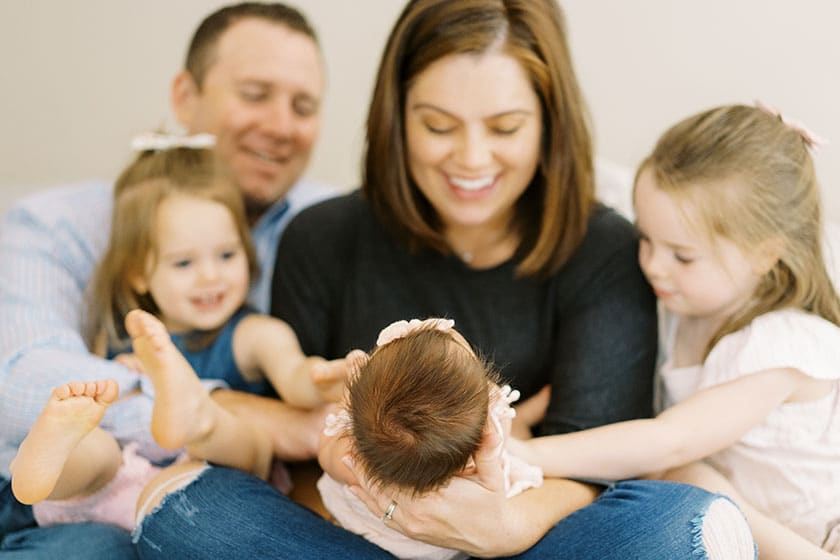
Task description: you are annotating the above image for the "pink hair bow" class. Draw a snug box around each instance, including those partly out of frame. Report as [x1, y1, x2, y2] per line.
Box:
[376, 318, 455, 347]
[755, 100, 827, 151]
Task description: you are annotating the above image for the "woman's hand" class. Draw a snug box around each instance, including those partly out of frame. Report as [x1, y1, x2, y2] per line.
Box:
[346, 414, 525, 556]
[344, 401, 594, 557]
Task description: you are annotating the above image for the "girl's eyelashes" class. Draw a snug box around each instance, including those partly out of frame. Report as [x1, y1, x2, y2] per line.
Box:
[173, 259, 192, 269]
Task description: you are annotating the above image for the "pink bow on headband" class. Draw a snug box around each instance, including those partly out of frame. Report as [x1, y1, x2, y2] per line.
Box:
[755, 100, 827, 151]
[375, 318, 455, 347]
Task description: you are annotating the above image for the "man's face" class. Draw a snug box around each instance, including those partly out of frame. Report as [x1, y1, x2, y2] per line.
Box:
[175, 18, 324, 217]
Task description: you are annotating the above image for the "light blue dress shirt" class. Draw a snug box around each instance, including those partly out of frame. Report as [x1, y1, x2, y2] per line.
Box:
[0, 178, 340, 476]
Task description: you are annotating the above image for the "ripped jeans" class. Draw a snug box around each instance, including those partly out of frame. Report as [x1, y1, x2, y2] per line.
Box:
[134, 467, 756, 560]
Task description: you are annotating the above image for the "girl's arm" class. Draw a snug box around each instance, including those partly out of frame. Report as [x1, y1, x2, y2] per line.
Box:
[232, 314, 345, 408]
[347, 418, 599, 556]
[521, 368, 808, 480]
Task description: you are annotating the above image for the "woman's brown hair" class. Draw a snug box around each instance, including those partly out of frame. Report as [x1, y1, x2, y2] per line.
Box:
[363, 0, 594, 278]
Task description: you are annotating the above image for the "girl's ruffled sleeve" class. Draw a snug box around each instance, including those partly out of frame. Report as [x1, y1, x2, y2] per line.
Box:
[700, 309, 840, 391]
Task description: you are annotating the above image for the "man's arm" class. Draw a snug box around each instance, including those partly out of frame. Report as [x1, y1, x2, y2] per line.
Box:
[0, 183, 163, 475]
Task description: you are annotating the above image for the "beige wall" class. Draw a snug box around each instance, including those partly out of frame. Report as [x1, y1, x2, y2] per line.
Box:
[2, 1, 839, 217]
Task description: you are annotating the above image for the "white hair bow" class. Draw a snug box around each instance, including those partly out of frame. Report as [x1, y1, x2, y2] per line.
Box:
[130, 132, 216, 151]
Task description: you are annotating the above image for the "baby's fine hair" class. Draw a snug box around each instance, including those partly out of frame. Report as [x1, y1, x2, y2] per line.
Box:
[640, 104, 840, 355]
[348, 327, 498, 496]
[86, 147, 258, 352]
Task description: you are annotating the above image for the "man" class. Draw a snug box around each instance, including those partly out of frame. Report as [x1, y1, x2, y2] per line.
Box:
[0, 3, 336, 557]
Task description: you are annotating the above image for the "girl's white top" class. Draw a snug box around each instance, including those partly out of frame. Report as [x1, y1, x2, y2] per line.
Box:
[658, 308, 840, 551]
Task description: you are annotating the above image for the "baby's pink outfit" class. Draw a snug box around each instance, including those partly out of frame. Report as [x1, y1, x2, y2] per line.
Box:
[33, 443, 161, 531]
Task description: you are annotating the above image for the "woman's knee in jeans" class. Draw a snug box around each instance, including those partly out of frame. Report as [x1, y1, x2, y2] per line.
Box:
[697, 496, 756, 560]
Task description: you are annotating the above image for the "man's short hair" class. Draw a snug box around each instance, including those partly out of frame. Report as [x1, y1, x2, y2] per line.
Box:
[185, 2, 319, 88]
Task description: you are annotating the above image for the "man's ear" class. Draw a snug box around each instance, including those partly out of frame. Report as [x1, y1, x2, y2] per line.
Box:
[171, 71, 199, 127]
[752, 237, 784, 276]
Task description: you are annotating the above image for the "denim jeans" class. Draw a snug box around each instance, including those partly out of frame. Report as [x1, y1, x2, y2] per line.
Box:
[134, 467, 747, 560]
[0, 476, 137, 559]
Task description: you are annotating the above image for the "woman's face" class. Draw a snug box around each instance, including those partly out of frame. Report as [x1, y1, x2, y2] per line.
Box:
[404, 51, 542, 233]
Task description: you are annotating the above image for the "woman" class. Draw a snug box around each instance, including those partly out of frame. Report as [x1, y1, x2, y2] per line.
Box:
[133, 1, 755, 558]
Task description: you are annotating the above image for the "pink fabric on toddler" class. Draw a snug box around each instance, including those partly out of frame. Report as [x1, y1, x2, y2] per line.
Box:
[33, 442, 161, 531]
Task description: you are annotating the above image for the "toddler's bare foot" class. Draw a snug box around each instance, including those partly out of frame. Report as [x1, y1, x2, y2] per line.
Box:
[125, 309, 214, 449]
[10, 379, 119, 504]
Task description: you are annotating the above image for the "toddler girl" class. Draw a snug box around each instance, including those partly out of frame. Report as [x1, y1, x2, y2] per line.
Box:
[88, 134, 347, 406]
[10, 135, 351, 531]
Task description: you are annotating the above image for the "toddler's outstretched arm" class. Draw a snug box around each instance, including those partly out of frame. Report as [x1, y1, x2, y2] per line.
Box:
[519, 368, 808, 480]
[232, 314, 357, 408]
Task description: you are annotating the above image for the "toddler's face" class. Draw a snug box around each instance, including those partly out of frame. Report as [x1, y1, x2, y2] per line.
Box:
[134, 193, 250, 333]
[633, 169, 763, 322]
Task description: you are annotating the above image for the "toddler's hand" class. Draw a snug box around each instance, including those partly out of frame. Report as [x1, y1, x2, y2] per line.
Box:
[311, 349, 368, 403]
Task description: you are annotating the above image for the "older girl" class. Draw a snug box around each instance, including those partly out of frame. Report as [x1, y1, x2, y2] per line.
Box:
[514, 104, 840, 559]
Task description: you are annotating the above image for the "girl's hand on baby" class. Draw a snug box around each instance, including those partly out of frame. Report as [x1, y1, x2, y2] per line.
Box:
[113, 352, 146, 374]
[510, 384, 550, 439]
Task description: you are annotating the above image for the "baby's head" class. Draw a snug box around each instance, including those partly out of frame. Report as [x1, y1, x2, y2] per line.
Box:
[348, 319, 498, 496]
[91, 144, 258, 347]
[635, 104, 839, 347]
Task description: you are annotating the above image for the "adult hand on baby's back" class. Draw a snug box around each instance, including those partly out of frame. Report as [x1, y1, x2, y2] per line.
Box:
[347, 404, 522, 556]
